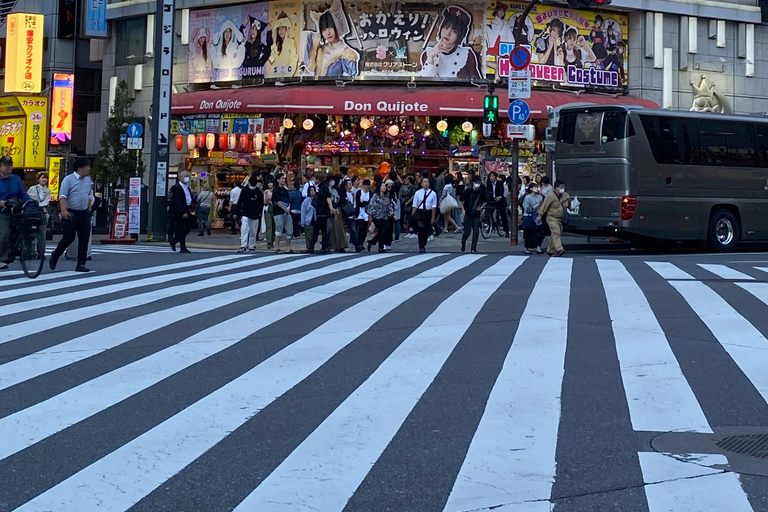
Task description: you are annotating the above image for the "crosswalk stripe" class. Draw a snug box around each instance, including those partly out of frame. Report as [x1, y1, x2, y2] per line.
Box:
[645, 261, 694, 280]
[0, 271, 79, 290]
[1, 254, 246, 300]
[639, 453, 754, 512]
[10, 253, 450, 511]
[670, 280, 768, 405]
[697, 264, 755, 281]
[232, 257, 523, 512]
[443, 258, 571, 512]
[0, 253, 367, 392]
[0, 270, 25, 278]
[0, 254, 451, 461]
[597, 259, 711, 433]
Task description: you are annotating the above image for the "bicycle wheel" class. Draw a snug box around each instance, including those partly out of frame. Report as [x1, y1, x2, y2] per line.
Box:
[20, 230, 45, 279]
[480, 211, 492, 239]
[496, 211, 508, 238]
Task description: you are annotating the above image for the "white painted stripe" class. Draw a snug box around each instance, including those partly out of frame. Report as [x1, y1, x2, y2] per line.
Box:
[646, 261, 695, 280]
[0, 270, 25, 278]
[443, 258, 572, 512]
[0, 253, 459, 460]
[1, 254, 245, 300]
[0, 271, 79, 290]
[672, 280, 768, 404]
[639, 452, 754, 512]
[697, 264, 754, 280]
[0, 254, 266, 318]
[0, 254, 294, 343]
[0, 253, 369, 391]
[596, 260, 711, 433]
[233, 257, 525, 512]
[11, 253, 450, 510]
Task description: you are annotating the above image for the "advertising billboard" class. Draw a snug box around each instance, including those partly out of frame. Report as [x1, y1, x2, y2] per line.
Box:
[485, 3, 628, 91]
[0, 96, 48, 169]
[4, 14, 44, 93]
[51, 73, 74, 145]
[84, 0, 108, 37]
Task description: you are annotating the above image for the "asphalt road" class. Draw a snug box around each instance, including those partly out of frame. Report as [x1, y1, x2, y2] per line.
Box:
[0, 244, 767, 512]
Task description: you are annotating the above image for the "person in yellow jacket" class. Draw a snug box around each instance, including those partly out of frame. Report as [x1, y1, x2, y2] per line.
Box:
[536, 179, 571, 257]
[269, 12, 298, 77]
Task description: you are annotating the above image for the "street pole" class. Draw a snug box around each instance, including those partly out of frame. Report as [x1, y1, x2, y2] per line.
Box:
[510, 0, 540, 247]
[147, 0, 175, 242]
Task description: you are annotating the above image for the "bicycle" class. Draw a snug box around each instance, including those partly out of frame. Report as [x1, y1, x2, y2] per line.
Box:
[2, 200, 46, 278]
[480, 204, 508, 239]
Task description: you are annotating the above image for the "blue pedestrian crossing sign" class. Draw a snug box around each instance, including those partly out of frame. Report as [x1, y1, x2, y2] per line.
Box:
[508, 100, 530, 125]
[127, 122, 143, 138]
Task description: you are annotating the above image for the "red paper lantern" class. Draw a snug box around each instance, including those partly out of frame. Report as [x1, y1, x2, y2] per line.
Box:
[239, 134, 247, 151]
[196, 134, 205, 149]
[267, 132, 276, 150]
[175, 134, 183, 151]
[219, 133, 228, 150]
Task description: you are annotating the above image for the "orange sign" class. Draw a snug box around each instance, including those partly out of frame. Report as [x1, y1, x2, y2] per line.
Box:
[4, 13, 44, 93]
[48, 156, 62, 200]
[51, 73, 74, 145]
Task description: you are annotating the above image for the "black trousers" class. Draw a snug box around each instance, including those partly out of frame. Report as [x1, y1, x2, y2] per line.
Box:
[52, 210, 91, 266]
[356, 219, 369, 247]
[173, 213, 190, 250]
[368, 218, 391, 250]
[416, 210, 432, 249]
[461, 215, 481, 251]
[496, 198, 510, 233]
[309, 215, 331, 252]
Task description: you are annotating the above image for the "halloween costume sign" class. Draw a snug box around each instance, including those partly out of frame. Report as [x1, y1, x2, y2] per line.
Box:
[486, 2, 628, 91]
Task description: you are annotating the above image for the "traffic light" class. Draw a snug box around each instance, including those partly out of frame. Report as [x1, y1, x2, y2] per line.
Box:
[483, 95, 499, 124]
[567, 0, 612, 8]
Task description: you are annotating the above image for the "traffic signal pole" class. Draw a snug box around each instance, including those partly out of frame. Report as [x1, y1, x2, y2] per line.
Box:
[510, 0, 540, 246]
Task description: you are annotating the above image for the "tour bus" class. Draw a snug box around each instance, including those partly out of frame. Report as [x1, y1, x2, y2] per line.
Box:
[553, 105, 768, 252]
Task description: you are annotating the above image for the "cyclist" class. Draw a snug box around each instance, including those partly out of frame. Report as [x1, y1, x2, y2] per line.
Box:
[0, 155, 32, 271]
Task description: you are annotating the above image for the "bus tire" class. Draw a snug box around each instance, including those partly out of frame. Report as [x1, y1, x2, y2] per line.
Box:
[707, 209, 740, 253]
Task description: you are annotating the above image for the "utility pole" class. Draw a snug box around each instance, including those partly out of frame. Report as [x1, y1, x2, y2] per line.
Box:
[147, 0, 175, 242]
[510, 0, 540, 246]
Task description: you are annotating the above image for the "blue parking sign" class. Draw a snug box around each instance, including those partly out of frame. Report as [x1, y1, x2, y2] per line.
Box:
[508, 100, 530, 125]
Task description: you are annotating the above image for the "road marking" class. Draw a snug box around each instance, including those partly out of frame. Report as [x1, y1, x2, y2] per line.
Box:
[597, 260, 711, 433]
[646, 261, 694, 280]
[443, 258, 571, 512]
[0, 253, 373, 391]
[0, 254, 293, 341]
[697, 264, 754, 281]
[10, 254, 453, 510]
[672, 280, 768, 405]
[639, 452, 753, 512]
[0, 271, 79, 290]
[232, 257, 524, 512]
[1, 254, 246, 300]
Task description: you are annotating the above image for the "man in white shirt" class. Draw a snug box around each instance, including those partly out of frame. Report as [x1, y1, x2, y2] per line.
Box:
[411, 177, 437, 253]
[302, 175, 318, 198]
[229, 181, 242, 235]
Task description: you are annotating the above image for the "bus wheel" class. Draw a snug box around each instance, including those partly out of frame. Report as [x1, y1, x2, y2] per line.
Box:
[707, 209, 740, 253]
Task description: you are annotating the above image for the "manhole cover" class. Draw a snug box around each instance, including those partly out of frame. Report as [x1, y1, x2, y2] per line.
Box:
[713, 433, 768, 459]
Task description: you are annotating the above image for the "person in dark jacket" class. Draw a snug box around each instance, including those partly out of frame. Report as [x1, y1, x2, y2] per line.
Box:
[460, 175, 488, 253]
[168, 170, 193, 253]
[237, 174, 264, 252]
[304, 171, 334, 254]
[485, 171, 509, 236]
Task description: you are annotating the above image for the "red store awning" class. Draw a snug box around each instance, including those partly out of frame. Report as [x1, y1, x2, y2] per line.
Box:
[171, 85, 658, 120]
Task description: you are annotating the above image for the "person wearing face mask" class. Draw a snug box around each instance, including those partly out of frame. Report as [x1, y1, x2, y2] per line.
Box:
[459, 175, 488, 253]
[167, 170, 194, 253]
[536, 179, 571, 257]
[237, 174, 264, 253]
[521, 182, 544, 254]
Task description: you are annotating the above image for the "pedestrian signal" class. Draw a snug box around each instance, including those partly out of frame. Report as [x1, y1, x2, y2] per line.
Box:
[483, 95, 499, 125]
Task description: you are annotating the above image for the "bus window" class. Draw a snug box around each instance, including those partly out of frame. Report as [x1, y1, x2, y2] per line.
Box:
[640, 116, 687, 164]
[757, 124, 768, 166]
[601, 110, 628, 142]
[699, 120, 758, 166]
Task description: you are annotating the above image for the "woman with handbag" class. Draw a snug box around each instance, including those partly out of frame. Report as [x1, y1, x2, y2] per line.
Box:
[330, 175, 349, 253]
[521, 182, 544, 255]
[536, 180, 571, 257]
[439, 174, 461, 234]
[28, 173, 51, 239]
[366, 183, 394, 253]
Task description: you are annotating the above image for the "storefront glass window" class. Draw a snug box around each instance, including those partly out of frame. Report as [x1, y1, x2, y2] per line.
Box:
[115, 17, 146, 66]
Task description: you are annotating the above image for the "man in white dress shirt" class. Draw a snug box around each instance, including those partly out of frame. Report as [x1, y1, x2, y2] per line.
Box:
[411, 177, 437, 253]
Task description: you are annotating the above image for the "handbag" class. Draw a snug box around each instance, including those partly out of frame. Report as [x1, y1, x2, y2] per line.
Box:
[522, 212, 537, 230]
[439, 193, 458, 214]
[341, 201, 355, 218]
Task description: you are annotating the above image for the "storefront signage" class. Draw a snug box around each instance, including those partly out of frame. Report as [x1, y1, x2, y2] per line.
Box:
[128, 177, 141, 234]
[343, 100, 429, 115]
[51, 73, 74, 145]
[5, 14, 44, 93]
[486, 3, 628, 91]
[0, 96, 48, 169]
[450, 145, 479, 157]
[48, 157, 62, 200]
[84, 0, 108, 38]
[188, 0, 486, 83]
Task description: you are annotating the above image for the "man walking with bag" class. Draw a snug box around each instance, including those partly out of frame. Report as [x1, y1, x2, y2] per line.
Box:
[411, 177, 436, 253]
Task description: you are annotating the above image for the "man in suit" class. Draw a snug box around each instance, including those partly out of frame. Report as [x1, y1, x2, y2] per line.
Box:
[485, 171, 509, 236]
[169, 170, 193, 253]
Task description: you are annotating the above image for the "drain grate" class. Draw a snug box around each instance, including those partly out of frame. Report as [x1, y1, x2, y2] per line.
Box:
[714, 434, 768, 459]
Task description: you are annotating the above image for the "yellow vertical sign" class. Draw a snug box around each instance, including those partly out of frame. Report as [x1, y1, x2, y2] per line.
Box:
[5, 13, 44, 93]
[18, 96, 48, 169]
[48, 157, 62, 200]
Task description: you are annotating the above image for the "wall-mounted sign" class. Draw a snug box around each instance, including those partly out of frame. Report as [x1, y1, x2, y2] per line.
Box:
[51, 73, 74, 145]
[5, 13, 44, 93]
[0, 96, 48, 169]
[84, 0, 108, 37]
[48, 157, 63, 200]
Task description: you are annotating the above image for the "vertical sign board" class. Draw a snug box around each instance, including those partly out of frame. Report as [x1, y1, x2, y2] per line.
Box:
[5, 14, 44, 93]
[148, 0, 174, 238]
[48, 157, 62, 200]
[84, 0, 108, 37]
[128, 177, 141, 234]
[50, 73, 74, 145]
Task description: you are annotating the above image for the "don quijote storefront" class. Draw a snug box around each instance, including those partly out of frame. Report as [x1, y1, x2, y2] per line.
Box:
[170, 0, 655, 227]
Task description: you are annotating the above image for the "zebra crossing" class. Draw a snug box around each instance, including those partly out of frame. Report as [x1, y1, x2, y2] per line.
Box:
[1, 252, 767, 512]
[43, 242, 226, 256]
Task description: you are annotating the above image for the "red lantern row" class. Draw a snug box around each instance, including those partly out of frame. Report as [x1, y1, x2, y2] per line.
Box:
[177, 133, 278, 151]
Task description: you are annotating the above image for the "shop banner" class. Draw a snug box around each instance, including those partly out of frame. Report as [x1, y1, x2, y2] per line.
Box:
[486, 3, 628, 90]
[48, 157, 62, 200]
[50, 73, 74, 145]
[5, 14, 44, 94]
[0, 96, 47, 168]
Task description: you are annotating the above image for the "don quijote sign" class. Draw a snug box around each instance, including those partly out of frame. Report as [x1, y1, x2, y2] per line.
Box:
[344, 100, 429, 115]
[200, 99, 242, 111]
